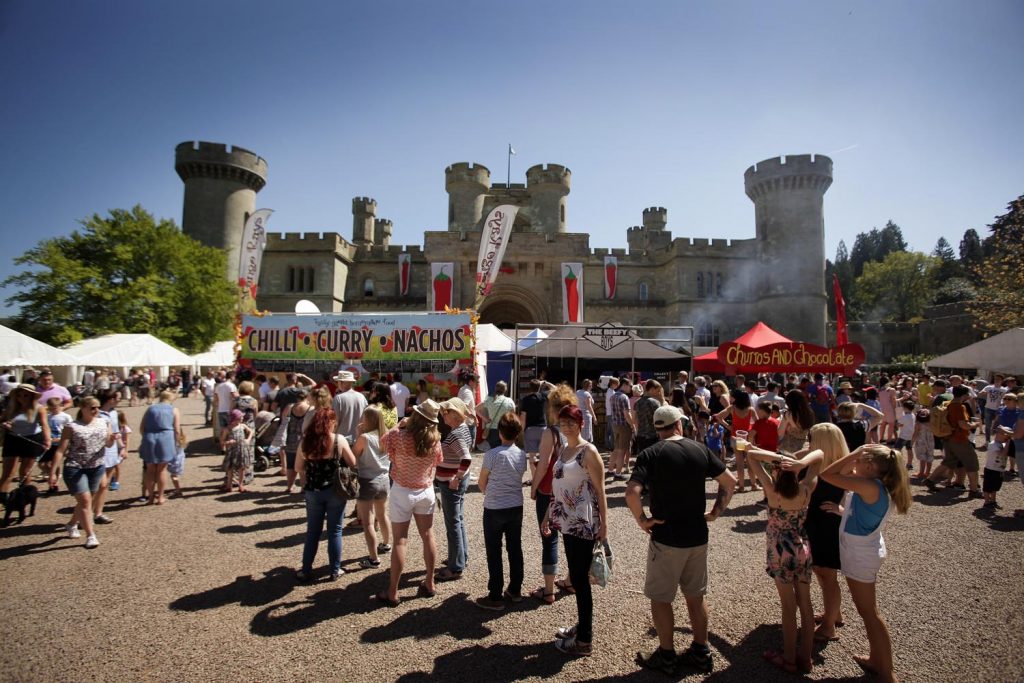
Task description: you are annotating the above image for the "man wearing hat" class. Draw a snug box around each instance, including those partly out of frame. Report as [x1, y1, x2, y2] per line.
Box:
[332, 370, 367, 443]
[625, 405, 736, 675]
[836, 381, 855, 406]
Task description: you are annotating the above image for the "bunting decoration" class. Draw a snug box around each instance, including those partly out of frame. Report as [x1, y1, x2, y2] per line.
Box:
[561, 262, 584, 323]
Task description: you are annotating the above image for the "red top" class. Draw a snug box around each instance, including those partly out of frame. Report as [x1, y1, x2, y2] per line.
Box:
[537, 426, 562, 495]
[730, 408, 755, 436]
[750, 416, 780, 452]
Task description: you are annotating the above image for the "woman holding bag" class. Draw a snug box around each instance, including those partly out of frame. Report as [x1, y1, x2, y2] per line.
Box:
[295, 406, 357, 582]
[542, 405, 608, 657]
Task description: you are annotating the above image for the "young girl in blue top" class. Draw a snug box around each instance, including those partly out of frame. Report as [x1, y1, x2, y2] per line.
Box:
[821, 444, 911, 683]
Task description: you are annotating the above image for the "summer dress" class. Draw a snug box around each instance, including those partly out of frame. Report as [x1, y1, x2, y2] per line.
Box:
[224, 424, 253, 470]
[766, 505, 812, 584]
[550, 444, 600, 540]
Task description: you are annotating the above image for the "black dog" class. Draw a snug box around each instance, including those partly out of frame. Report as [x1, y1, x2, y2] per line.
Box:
[2, 483, 39, 527]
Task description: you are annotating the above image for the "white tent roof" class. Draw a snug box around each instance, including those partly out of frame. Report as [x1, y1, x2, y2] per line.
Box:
[518, 325, 686, 360]
[475, 324, 515, 353]
[0, 324, 83, 367]
[62, 334, 193, 369]
[925, 328, 1024, 376]
[191, 341, 237, 368]
[512, 328, 551, 350]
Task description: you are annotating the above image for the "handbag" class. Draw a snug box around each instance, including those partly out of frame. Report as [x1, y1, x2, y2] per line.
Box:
[589, 540, 613, 588]
[331, 435, 360, 500]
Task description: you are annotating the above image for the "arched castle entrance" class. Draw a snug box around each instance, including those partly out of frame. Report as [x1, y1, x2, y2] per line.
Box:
[477, 283, 548, 329]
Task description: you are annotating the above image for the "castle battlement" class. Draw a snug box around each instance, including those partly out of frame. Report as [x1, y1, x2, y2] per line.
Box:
[267, 232, 350, 248]
[445, 162, 491, 189]
[526, 163, 571, 189]
[744, 154, 833, 199]
[174, 140, 267, 190]
[352, 196, 377, 212]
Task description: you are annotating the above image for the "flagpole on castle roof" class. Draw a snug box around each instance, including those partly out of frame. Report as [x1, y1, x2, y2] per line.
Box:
[507, 143, 515, 188]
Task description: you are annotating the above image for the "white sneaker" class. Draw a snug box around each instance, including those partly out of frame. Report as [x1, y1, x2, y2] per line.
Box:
[67, 523, 81, 539]
[85, 534, 99, 549]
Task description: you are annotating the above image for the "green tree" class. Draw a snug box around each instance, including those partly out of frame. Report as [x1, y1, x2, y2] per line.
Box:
[968, 195, 1024, 331]
[3, 206, 235, 352]
[849, 220, 907, 277]
[853, 251, 939, 322]
[958, 228, 984, 279]
[931, 237, 961, 280]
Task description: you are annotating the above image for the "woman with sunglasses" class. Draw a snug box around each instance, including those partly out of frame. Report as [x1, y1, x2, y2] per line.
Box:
[1, 384, 51, 499]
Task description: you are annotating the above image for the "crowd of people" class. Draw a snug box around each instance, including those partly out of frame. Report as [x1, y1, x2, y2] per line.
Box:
[2, 363, 1022, 681]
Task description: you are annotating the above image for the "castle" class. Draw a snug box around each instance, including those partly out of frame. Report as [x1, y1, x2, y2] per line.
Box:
[175, 141, 832, 347]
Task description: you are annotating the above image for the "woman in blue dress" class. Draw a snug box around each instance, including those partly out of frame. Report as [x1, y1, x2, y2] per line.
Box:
[139, 390, 182, 505]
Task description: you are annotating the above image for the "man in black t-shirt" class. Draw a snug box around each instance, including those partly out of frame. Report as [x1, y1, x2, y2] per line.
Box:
[626, 405, 736, 675]
[518, 379, 548, 458]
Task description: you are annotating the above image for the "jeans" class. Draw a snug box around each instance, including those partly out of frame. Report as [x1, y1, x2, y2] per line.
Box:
[563, 533, 595, 643]
[438, 475, 469, 572]
[535, 492, 559, 575]
[984, 408, 999, 442]
[483, 506, 524, 600]
[204, 395, 213, 422]
[302, 487, 346, 573]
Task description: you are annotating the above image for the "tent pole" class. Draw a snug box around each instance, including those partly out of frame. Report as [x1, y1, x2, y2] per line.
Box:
[573, 337, 579, 391]
[513, 325, 520, 403]
[631, 337, 636, 382]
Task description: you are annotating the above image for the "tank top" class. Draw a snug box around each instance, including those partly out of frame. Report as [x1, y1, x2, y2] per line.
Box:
[730, 408, 754, 435]
[65, 419, 109, 468]
[843, 479, 890, 536]
[550, 443, 600, 540]
[357, 431, 390, 479]
[284, 404, 307, 453]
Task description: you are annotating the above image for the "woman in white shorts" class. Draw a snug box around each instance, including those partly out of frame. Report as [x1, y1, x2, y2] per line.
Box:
[376, 399, 443, 607]
[821, 445, 912, 683]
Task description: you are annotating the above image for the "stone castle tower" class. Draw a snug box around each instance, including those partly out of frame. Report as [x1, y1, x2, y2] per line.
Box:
[175, 141, 268, 283]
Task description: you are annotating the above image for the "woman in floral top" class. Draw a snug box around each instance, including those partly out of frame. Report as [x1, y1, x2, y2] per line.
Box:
[542, 405, 608, 657]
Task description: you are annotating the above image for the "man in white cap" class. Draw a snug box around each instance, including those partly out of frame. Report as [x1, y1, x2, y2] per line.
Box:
[332, 370, 367, 443]
[625, 404, 736, 675]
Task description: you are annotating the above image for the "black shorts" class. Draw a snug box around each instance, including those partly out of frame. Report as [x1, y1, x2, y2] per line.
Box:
[2, 432, 46, 460]
[982, 468, 1003, 493]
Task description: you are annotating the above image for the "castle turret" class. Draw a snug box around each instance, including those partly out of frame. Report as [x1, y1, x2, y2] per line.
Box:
[373, 218, 392, 247]
[526, 164, 571, 238]
[626, 226, 645, 254]
[352, 197, 377, 246]
[445, 163, 490, 234]
[175, 141, 268, 283]
[642, 206, 667, 232]
[745, 154, 833, 345]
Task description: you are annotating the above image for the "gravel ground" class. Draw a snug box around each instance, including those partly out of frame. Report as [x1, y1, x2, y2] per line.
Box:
[1, 396, 1022, 682]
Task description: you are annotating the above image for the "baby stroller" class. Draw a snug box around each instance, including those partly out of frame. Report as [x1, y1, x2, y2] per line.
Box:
[251, 413, 280, 473]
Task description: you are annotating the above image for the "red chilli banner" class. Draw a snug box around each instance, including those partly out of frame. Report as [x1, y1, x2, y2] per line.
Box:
[716, 341, 866, 373]
[561, 262, 584, 323]
[604, 255, 617, 299]
[431, 262, 454, 311]
[398, 253, 411, 296]
[474, 204, 519, 309]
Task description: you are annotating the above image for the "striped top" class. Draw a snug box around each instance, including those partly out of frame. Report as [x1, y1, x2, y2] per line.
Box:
[436, 423, 473, 482]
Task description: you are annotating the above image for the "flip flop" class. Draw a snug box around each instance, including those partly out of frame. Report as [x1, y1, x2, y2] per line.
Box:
[373, 591, 399, 608]
[555, 578, 576, 594]
[530, 586, 556, 604]
[435, 568, 463, 582]
[814, 614, 844, 627]
[762, 649, 796, 674]
[813, 630, 840, 643]
[417, 582, 436, 598]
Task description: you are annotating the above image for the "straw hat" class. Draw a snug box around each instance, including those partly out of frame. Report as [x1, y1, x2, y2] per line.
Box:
[13, 383, 41, 397]
[439, 397, 471, 418]
[412, 399, 440, 424]
[332, 370, 356, 382]
[839, 381, 854, 390]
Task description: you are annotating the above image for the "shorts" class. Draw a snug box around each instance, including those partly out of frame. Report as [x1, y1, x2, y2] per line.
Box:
[63, 465, 105, 495]
[982, 468, 1004, 493]
[893, 438, 909, 451]
[839, 533, 886, 584]
[613, 424, 633, 452]
[2, 432, 46, 460]
[388, 484, 435, 523]
[644, 540, 708, 602]
[285, 450, 297, 470]
[358, 475, 389, 501]
[523, 426, 546, 454]
[941, 440, 980, 472]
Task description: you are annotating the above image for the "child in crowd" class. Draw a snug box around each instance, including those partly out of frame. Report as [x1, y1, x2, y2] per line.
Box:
[220, 409, 254, 493]
[43, 397, 73, 494]
[997, 394, 1018, 477]
[982, 426, 1012, 509]
[911, 408, 935, 480]
[167, 431, 186, 499]
[895, 400, 916, 468]
[863, 388, 882, 443]
[750, 402, 780, 453]
[704, 414, 725, 459]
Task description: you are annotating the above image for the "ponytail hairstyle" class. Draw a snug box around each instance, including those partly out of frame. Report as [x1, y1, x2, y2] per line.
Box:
[860, 444, 911, 514]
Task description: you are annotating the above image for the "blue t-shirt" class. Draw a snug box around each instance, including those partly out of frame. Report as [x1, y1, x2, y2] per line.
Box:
[704, 425, 724, 452]
[997, 407, 1020, 430]
[843, 479, 889, 537]
[808, 383, 834, 416]
[481, 443, 528, 510]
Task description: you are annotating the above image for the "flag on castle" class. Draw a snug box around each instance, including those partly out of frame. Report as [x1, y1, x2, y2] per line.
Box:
[238, 208, 273, 313]
[604, 255, 617, 299]
[431, 262, 455, 311]
[398, 253, 411, 296]
[474, 204, 519, 309]
[561, 263, 584, 323]
[833, 273, 848, 346]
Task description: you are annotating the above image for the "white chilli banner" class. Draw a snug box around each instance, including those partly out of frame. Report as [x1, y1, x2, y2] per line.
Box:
[238, 208, 273, 307]
[474, 205, 519, 308]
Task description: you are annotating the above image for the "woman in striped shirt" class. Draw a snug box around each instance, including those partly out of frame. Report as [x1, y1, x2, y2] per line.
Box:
[435, 397, 474, 581]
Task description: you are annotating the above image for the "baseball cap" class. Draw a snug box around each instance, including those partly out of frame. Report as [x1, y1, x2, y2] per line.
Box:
[653, 405, 685, 429]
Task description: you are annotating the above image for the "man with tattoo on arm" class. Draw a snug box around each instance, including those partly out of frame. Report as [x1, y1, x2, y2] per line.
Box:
[626, 405, 737, 675]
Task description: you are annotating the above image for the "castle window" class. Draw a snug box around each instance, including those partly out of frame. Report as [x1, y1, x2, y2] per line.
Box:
[287, 266, 315, 293]
[363, 277, 374, 297]
[560, 204, 565, 224]
[448, 201, 455, 225]
[706, 272, 713, 299]
[638, 282, 649, 302]
[696, 272, 704, 298]
[697, 321, 719, 347]
[715, 272, 722, 298]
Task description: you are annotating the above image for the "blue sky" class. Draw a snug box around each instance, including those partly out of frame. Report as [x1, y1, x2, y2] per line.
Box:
[1, 0, 1021, 313]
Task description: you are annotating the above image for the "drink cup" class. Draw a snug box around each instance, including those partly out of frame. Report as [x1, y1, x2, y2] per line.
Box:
[734, 430, 749, 452]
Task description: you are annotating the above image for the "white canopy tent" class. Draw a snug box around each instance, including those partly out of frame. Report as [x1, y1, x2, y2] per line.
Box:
[191, 341, 237, 370]
[475, 324, 515, 353]
[62, 334, 194, 380]
[925, 328, 1024, 378]
[0, 324, 83, 385]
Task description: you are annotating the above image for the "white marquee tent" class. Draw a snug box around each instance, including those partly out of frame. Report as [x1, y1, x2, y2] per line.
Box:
[191, 341, 237, 369]
[62, 334, 193, 378]
[925, 328, 1024, 377]
[0, 324, 83, 368]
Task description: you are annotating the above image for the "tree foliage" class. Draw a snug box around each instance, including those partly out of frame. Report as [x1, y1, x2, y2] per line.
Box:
[3, 206, 235, 353]
[850, 220, 907, 277]
[967, 195, 1024, 332]
[853, 251, 939, 322]
[931, 237, 961, 280]
[958, 228, 984, 274]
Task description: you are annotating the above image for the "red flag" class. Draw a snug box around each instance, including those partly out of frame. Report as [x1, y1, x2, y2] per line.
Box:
[833, 273, 848, 346]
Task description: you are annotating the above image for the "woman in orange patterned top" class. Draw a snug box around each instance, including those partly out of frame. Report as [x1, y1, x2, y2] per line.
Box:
[375, 399, 443, 607]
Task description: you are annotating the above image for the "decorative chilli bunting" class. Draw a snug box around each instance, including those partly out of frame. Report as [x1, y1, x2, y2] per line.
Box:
[431, 262, 454, 311]
[604, 255, 617, 299]
[398, 253, 411, 296]
[474, 205, 519, 309]
[561, 262, 584, 323]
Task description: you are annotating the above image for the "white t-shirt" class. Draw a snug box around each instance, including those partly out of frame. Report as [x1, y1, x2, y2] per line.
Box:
[258, 381, 272, 403]
[982, 384, 1008, 408]
[201, 377, 216, 398]
[985, 441, 1007, 472]
[897, 412, 916, 441]
[390, 382, 411, 419]
[695, 386, 711, 404]
[214, 380, 238, 414]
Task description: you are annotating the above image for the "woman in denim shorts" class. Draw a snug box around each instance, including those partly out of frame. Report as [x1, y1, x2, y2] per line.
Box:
[50, 397, 116, 549]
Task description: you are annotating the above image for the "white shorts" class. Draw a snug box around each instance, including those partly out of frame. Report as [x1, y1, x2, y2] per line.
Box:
[839, 532, 887, 584]
[388, 484, 436, 523]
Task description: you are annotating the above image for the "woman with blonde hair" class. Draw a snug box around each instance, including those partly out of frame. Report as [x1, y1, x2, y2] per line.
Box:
[1, 384, 50, 498]
[376, 399, 443, 606]
[820, 444, 911, 683]
[352, 405, 391, 568]
[139, 389, 183, 504]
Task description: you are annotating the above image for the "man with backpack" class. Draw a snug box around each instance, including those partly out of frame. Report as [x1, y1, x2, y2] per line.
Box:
[926, 385, 982, 497]
[807, 373, 835, 424]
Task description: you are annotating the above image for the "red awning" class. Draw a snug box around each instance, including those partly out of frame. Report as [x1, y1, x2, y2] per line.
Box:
[693, 322, 794, 374]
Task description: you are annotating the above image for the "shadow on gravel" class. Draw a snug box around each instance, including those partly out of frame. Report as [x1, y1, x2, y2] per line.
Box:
[971, 508, 1024, 531]
[396, 641, 569, 682]
[361, 591, 507, 643]
[249, 571, 388, 636]
[170, 565, 296, 611]
[0, 535, 76, 561]
[0, 522, 64, 539]
[911, 491, 972, 507]
[215, 504, 301, 518]
[255, 532, 305, 549]
[218, 516, 304, 534]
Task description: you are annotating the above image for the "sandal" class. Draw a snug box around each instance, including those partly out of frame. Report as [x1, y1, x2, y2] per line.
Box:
[531, 586, 556, 604]
[813, 614, 844, 627]
[373, 591, 399, 607]
[555, 578, 576, 594]
[359, 558, 381, 569]
[813, 628, 839, 643]
[435, 568, 463, 582]
[762, 649, 796, 674]
[417, 582, 436, 598]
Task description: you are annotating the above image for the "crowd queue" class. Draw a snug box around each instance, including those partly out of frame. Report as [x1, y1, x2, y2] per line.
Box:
[1, 364, 1022, 681]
